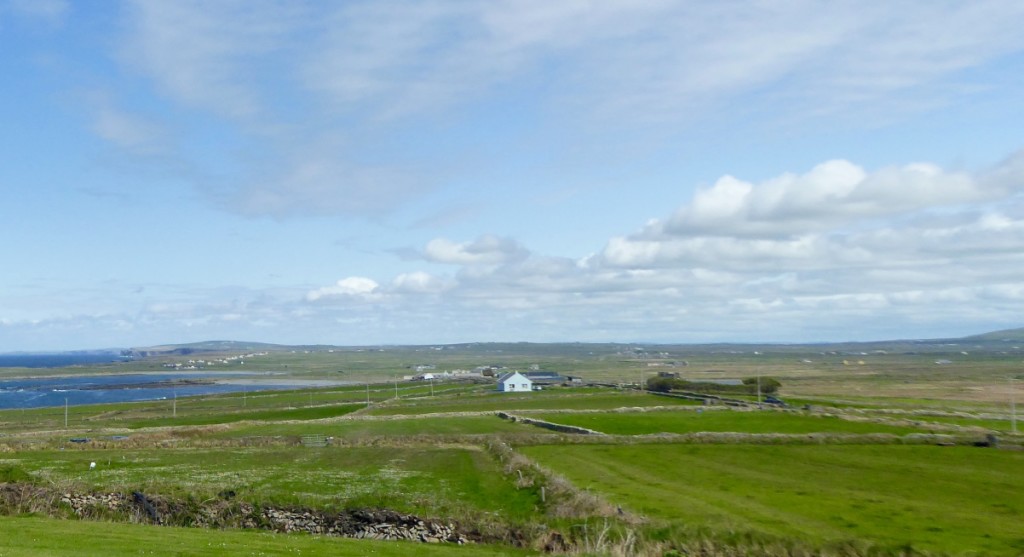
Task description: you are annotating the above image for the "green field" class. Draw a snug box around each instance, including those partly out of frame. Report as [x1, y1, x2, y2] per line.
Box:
[366, 389, 698, 416]
[0, 516, 535, 557]
[217, 414, 534, 439]
[520, 443, 1024, 555]
[528, 409, 926, 436]
[2, 340, 1023, 556]
[4, 445, 539, 521]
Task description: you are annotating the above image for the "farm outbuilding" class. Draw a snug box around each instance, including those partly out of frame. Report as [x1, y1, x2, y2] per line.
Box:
[497, 371, 533, 393]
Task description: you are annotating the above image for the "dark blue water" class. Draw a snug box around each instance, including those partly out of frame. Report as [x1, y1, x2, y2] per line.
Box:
[0, 373, 294, 409]
[0, 354, 125, 368]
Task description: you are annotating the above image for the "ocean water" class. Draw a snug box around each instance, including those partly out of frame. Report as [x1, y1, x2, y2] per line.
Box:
[0, 373, 292, 409]
[0, 354, 124, 368]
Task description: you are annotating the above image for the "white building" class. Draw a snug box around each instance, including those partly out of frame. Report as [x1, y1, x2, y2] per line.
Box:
[497, 371, 533, 393]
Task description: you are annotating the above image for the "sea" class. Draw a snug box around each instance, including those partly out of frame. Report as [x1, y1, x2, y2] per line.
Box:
[0, 373, 296, 410]
[0, 353, 125, 368]
[0, 354, 311, 409]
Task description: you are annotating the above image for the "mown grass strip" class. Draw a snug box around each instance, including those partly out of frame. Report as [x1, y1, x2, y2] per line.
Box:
[0, 515, 536, 556]
[527, 409, 925, 436]
[367, 390, 698, 416]
[520, 443, 1024, 555]
[218, 414, 528, 438]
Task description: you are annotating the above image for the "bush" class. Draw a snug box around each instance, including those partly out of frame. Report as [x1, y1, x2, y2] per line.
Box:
[645, 377, 782, 396]
[742, 377, 781, 394]
[0, 465, 36, 484]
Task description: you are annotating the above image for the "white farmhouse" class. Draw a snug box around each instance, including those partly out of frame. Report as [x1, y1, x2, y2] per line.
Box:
[496, 371, 533, 393]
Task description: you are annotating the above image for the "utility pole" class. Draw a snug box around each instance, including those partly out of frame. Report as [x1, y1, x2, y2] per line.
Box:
[757, 373, 762, 407]
[430, 377, 434, 397]
[64, 398, 68, 428]
[366, 383, 370, 406]
[394, 377, 399, 399]
[172, 389, 177, 418]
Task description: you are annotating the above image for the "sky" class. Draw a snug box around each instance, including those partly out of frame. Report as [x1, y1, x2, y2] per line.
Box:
[2, 1, 1024, 351]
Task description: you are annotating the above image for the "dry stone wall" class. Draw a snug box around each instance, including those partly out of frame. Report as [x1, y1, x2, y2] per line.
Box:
[45, 489, 469, 544]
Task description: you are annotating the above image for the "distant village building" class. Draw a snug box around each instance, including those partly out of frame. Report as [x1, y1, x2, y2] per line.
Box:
[497, 371, 533, 393]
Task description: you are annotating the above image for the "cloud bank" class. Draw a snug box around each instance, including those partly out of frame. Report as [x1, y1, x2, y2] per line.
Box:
[101, 1, 1024, 219]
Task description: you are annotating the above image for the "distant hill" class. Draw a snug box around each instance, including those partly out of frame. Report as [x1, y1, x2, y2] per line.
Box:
[963, 327, 1024, 342]
[124, 340, 297, 358]
[115, 327, 1024, 359]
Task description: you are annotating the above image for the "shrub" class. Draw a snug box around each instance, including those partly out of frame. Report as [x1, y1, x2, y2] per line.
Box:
[0, 465, 35, 485]
[742, 377, 781, 394]
[645, 377, 782, 396]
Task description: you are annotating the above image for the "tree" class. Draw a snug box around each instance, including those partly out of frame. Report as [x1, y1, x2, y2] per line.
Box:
[743, 377, 781, 394]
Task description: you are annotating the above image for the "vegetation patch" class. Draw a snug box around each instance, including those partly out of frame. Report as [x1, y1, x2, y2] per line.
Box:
[367, 390, 698, 416]
[521, 443, 1024, 555]
[0, 515, 534, 556]
[527, 409, 925, 436]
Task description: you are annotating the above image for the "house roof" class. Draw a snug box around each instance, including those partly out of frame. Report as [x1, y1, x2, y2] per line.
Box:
[524, 371, 564, 380]
[497, 371, 531, 383]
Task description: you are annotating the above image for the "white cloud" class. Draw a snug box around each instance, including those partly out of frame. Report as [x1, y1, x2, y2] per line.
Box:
[391, 271, 449, 294]
[306, 277, 379, 301]
[120, 0, 297, 120]
[230, 147, 420, 217]
[422, 235, 529, 265]
[655, 159, 993, 239]
[105, 2, 1024, 219]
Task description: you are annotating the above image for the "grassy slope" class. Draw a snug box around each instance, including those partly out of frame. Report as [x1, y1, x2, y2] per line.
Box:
[7, 445, 540, 521]
[0, 516, 535, 557]
[528, 409, 925, 435]
[521, 443, 1024, 555]
[3, 342, 1022, 557]
[218, 414, 532, 438]
[366, 390, 697, 416]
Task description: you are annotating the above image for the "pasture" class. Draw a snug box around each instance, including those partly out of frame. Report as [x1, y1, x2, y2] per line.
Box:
[0, 515, 534, 557]
[526, 409, 927, 436]
[1, 340, 1022, 556]
[4, 444, 541, 523]
[520, 443, 1024, 555]
[365, 389, 699, 416]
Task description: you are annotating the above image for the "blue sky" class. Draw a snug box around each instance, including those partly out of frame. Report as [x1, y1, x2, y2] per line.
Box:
[3, 0, 1024, 351]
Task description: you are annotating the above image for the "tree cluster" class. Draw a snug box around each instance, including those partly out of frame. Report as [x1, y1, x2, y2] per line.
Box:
[645, 376, 780, 395]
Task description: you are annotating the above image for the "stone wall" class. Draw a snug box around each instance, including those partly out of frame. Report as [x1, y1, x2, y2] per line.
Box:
[45, 489, 469, 544]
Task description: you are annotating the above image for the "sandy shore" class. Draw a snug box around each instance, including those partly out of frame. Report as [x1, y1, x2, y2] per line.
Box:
[215, 378, 355, 387]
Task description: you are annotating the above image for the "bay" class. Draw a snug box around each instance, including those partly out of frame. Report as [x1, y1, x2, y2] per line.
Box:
[0, 373, 302, 409]
[0, 353, 125, 368]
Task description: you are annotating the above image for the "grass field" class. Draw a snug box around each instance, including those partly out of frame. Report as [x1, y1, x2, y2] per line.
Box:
[217, 414, 533, 439]
[2, 340, 1023, 556]
[366, 389, 698, 416]
[4, 445, 540, 522]
[528, 409, 927, 436]
[520, 443, 1024, 555]
[0, 516, 536, 557]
